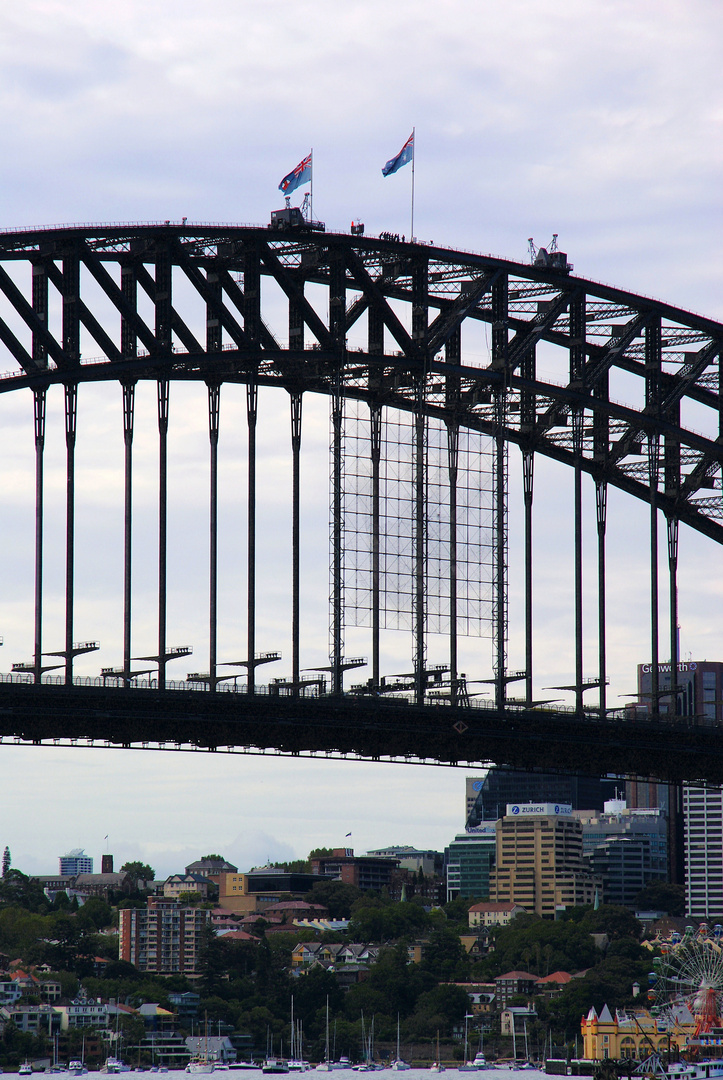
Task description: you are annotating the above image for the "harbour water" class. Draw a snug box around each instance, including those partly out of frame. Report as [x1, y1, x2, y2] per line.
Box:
[70, 1070, 550, 1080]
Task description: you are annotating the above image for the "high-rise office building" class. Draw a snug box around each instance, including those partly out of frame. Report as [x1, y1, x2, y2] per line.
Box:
[59, 849, 93, 875]
[445, 827, 497, 901]
[683, 785, 723, 919]
[638, 661, 723, 722]
[490, 803, 601, 918]
[580, 800, 668, 908]
[633, 660, 723, 888]
[466, 769, 618, 829]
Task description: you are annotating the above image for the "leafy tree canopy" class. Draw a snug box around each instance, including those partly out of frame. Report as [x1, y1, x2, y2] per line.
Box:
[120, 861, 155, 885]
[77, 897, 113, 930]
[576, 904, 642, 941]
[348, 898, 430, 942]
[0, 870, 50, 914]
[634, 881, 685, 917]
[473, 912, 598, 979]
[442, 896, 487, 929]
[307, 880, 362, 919]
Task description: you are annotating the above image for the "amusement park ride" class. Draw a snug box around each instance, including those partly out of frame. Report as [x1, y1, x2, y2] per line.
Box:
[651, 926, 723, 1048]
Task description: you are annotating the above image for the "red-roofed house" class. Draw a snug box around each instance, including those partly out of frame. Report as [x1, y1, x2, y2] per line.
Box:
[258, 901, 329, 922]
[534, 971, 572, 996]
[468, 902, 526, 929]
[217, 929, 258, 942]
[11, 970, 40, 994]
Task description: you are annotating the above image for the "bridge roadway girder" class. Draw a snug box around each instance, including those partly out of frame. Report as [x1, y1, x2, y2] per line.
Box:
[1, 681, 722, 785]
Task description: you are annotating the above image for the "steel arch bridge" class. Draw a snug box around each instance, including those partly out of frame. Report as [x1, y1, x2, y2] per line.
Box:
[0, 220, 721, 782]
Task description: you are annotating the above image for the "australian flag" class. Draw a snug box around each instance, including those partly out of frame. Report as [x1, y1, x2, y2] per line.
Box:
[279, 152, 312, 195]
[382, 131, 414, 177]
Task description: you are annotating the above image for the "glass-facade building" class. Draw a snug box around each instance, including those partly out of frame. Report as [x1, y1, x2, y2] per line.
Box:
[466, 768, 618, 829]
[445, 829, 496, 901]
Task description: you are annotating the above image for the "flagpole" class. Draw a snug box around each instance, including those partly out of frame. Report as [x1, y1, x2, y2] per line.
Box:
[410, 127, 415, 241]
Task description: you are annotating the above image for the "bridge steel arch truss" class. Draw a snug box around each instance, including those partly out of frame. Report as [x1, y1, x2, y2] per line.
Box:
[0, 223, 721, 778]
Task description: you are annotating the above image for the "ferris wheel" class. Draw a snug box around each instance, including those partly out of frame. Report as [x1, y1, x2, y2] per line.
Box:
[650, 925, 723, 1034]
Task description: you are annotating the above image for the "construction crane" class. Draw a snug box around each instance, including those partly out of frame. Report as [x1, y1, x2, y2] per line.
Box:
[528, 233, 573, 273]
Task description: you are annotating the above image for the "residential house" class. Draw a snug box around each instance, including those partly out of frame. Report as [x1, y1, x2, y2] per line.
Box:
[494, 971, 538, 1006]
[468, 902, 526, 928]
[40, 979, 63, 1002]
[11, 969, 40, 996]
[185, 858, 238, 879]
[407, 942, 427, 964]
[443, 983, 496, 1022]
[168, 992, 200, 1020]
[55, 999, 110, 1031]
[216, 930, 258, 942]
[163, 873, 216, 900]
[137, 1003, 177, 1032]
[501, 1006, 537, 1036]
[333, 964, 370, 990]
[210, 908, 243, 931]
[291, 942, 344, 968]
[186, 1035, 236, 1064]
[0, 1003, 59, 1035]
[259, 900, 329, 922]
[294, 919, 350, 934]
[535, 971, 572, 997]
[0, 978, 22, 1006]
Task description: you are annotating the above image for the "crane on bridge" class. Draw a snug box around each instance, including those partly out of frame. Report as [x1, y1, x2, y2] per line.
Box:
[528, 233, 573, 272]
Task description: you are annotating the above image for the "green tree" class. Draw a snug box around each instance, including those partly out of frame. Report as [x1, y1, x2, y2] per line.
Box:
[634, 882, 685, 917]
[578, 904, 642, 941]
[443, 897, 483, 926]
[77, 897, 113, 930]
[197, 925, 226, 997]
[178, 891, 205, 906]
[120, 861, 155, 887]
[407, 983, 470, 1037]
[421, 926, 468, 981]
[473, 912, 598, 978]
[348, 898, 430, 942]
[0, 869, 49, 913]
[307, 880, 362, 919]
[345, 942, 434, 1021]
[2, 847, 10, 878]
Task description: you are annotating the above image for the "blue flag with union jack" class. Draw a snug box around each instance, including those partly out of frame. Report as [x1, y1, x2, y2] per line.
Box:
[279, 152, 312, 195]
[382, 131, 414, 177]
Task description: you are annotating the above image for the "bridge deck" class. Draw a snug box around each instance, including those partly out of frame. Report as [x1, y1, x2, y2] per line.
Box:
[0, 680, 718, 784]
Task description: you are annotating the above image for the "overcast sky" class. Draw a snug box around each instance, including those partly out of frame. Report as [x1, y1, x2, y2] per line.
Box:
[1, 0, 722, 882]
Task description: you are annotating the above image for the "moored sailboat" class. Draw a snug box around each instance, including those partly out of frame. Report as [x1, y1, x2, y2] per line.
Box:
[390, 1016, 410, 1071]
[430, 1031, 445, 1073]
[316, 998, 332, 1072]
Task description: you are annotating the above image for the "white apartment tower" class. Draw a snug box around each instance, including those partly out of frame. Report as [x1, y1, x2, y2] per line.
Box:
[59, 848, 93, 875]
[684, 785, 723, 918]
